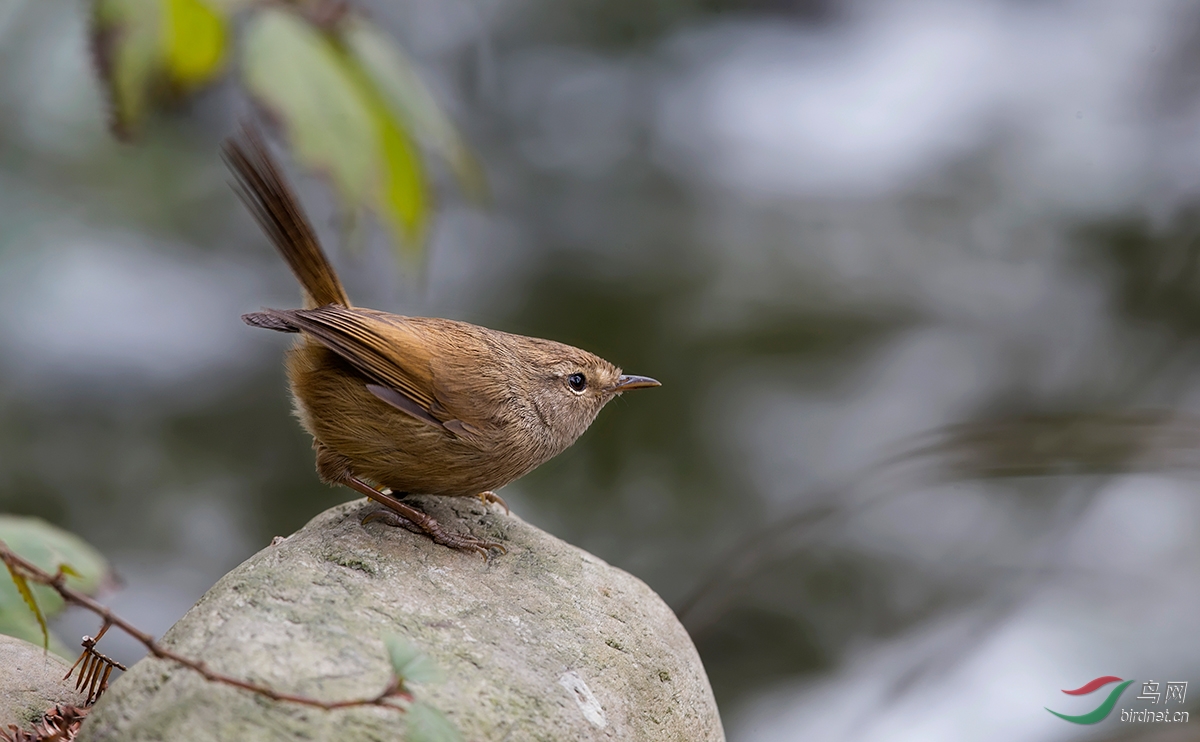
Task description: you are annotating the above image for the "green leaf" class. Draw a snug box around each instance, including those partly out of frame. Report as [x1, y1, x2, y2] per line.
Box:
[384, 635, 444, 685]
[343, 19, 486, 200]
[90, 0, 227, 137]
[242, 9, 435, 259]
[91, 0, 162, 137]
[0, 516, 112, 656]
[3, 559, 47, 650]
[242, 9, 378, 211]
[0, 517, 111, 596]
[373, 96, 427, 253]
[0, 592, 71, 656]
[405, 701, 462, 742]
[58, 563, 82, 578]
[161, 0, 227, 87]
[338, 44, 428, 252]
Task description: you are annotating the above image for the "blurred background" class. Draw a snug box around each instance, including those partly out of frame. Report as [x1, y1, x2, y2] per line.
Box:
[3, 0, 1200, 739]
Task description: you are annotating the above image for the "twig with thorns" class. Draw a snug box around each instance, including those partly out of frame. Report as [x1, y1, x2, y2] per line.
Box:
[63, 621, 125, 704]
[0, 540, 413, 712]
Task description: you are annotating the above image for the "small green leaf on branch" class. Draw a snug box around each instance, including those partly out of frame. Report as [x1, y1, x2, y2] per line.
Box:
[384, 634, 444, 685]
[406, 701, 463, 742]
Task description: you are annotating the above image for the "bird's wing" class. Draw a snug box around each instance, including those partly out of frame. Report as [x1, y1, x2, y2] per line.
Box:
[274, 305, 488, 444]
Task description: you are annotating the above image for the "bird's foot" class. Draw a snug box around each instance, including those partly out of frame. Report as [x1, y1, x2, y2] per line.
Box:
[477, 490, 509, 514]
[362, 509, 505, 559]
[343, 475, 506, 559]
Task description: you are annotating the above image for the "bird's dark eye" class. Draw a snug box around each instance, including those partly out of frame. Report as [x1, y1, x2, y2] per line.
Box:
[567, 372, 587, 393]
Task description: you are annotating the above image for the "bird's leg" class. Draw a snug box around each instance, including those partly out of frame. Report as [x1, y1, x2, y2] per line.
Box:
[341, 474, 506, 558]
[361, 509, 424, 536]
[477, 491, 509, 515]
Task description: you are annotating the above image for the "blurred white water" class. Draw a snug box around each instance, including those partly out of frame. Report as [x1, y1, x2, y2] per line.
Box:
[654, 0, 1188, 209]
[735, 477, 1200, 742]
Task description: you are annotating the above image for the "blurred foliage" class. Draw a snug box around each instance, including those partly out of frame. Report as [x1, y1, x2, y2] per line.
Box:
[89, 0, 481, 258]
[385, 634, 445, 686]
[698, 605, 827, 703]
[897, 411, 1200, 479]
[681, 498, 995, 705]
[91, 0, 227, 138]
[517, 0, 838, 48]
[383, 635, 460, 742]
[343, 20, 484, 202]
[0, 516, 112, 657]
[1079, 207, 1200, 339]
[404, 702, 462, 742]
[0, 372, 329, 554]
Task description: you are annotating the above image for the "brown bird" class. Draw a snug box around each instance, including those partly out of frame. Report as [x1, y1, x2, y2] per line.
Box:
[225, 131, 660, 557]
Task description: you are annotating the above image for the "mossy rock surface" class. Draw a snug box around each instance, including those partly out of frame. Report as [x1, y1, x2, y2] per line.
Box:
[79, 498, 724, 741]
[0, 633, 86, 729]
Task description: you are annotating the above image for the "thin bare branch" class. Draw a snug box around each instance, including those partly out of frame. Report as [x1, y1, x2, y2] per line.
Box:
[0, 540, 412, 712]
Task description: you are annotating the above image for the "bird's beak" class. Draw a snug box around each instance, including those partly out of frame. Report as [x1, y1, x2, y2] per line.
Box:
[608, 374, 661, 393]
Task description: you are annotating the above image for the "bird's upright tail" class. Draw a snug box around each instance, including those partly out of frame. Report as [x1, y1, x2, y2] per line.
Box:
[224, 129, 350, 309]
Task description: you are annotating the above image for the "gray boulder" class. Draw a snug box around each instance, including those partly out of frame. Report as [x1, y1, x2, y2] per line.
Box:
[79, 497, 724, 741]
[0, 633, 87, 729]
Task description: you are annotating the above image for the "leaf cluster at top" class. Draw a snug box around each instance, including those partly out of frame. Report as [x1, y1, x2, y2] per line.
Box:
[91, 0, 484, 262]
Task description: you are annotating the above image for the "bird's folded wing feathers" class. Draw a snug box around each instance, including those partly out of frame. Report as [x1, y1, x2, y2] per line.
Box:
[274, 306, 488, 445]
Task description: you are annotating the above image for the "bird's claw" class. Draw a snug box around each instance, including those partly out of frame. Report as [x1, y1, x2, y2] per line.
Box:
[477, 491, 510, 515]
[362, 509, 506, 560]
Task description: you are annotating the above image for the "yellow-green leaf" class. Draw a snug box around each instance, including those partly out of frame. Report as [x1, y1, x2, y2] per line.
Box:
[58, 563, 82, 578]
[336, 45, 428, 252]
[3, 559, 47, 650]
[0, 593, 71, 656]
[92, 0, 162, 137]
[242, 9, 378, 210]
[376, 110, 427, 253]
[0, 517, 110, 597]
[162, 0, 227, 87]
[90, 0, 227, 137]
[0, 516, 112, 656]
[343, 19, 486, 201]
